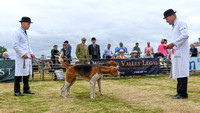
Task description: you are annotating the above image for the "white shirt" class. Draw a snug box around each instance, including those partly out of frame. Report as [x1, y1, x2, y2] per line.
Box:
[103, 48, 113, 56]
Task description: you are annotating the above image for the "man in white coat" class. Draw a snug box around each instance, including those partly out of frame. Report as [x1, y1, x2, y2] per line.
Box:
[13, 17, 35, 96]
[163, 9, 189, 99]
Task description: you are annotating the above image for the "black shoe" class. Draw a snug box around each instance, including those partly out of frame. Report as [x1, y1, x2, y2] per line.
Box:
[23, 90, 35, 94]
[172, 95, 188, 99]
[14, 92, 24, 96]
[170, 94, 179, 97]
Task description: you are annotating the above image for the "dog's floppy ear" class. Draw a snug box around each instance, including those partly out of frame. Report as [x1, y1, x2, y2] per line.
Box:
[112, 67, 119, 76]
[109, 61, 118, 67]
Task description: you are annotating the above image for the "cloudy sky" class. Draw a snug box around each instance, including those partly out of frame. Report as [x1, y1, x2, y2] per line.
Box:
[0, 0, 200, 59]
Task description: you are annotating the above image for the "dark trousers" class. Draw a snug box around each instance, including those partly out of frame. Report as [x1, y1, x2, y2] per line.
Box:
[92, 55, 98, 59]
[14, 75, 30, 93]
[67, 55, 71, 64]
[106, 56, 112, 59]
[177, 77, 188, 97]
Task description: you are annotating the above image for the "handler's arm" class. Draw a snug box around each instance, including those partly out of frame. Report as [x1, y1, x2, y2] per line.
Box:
[173, 22, 189, 49]
[13, 32, 26, 57]
[67, 45, 71, 55]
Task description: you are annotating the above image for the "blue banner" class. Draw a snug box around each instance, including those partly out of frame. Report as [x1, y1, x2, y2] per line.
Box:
[91, 58, 159, 76]
[190, 57, 200, 71]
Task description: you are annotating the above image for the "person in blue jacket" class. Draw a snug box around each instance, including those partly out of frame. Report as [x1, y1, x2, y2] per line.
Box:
[1, 52, 11, 60]
[115, 42, 127, 55]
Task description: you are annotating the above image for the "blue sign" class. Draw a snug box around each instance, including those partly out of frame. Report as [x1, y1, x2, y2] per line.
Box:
[190, 57, 200, 71]
[91, 58, 160, 75]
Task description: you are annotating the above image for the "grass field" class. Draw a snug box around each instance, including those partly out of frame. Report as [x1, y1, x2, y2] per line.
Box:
[0, 75, 200, 113]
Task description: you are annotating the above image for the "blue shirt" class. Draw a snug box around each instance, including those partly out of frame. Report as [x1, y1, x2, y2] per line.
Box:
[66, 44, 72, 56]
[104, 48, 113, 56]
[115, 47, 127, 55]
[1, 58, 11, 60]
[61, 48, 68, 57]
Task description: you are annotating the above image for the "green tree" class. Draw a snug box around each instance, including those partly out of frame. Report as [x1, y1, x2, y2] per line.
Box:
[0, 46, 7, 58]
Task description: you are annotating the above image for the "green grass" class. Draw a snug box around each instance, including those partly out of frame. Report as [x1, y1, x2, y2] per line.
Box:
[0, 75, 200, 112]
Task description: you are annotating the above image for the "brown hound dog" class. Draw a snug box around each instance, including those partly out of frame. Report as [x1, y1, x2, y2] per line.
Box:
[59, 54, 119, 99]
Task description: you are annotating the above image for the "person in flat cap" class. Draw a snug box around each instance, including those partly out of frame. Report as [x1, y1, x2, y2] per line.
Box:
[13, 16, 35, 96]
[163, 9, 190, 99]
[76, 37, 89, 64]
[88, 37, 101, 59]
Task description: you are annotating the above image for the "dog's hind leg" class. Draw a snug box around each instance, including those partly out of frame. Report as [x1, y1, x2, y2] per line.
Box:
[60, 81, 70, 98]
[97, 77, 103, 95]
[67, 78, 76, 96]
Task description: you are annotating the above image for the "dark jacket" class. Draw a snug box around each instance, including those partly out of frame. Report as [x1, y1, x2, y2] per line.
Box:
[88, 44, 101, 59]
[51, 49, 59, 59]
[190, 48, 198, 57]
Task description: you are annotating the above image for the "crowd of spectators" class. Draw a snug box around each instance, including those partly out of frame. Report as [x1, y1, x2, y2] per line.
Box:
[1, 37, 199, 65]
[49, 37, 199, 64]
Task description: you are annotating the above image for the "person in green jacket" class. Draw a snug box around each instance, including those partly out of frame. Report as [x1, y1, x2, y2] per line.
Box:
[51, 45, 59, 64]
[76, 37, 89, 64]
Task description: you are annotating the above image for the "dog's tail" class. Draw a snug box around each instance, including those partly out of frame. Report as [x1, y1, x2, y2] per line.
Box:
[58, 52, 71, 68]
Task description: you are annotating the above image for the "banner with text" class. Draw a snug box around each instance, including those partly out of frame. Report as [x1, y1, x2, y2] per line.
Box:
[190, 57, 200, 71]
[0, 60, 15, 83]
[91, 58, 159, 76]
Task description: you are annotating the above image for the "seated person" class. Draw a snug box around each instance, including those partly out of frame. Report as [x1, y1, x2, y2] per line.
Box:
[116, 49, 127, 59]
[1, 52, 11, 60]
[190, 44, 198, 57]
[130, 50, 139, 58]
[51, 45, 59, 64]
[143, 49, 153, 58]
[158, 39, 167, 60]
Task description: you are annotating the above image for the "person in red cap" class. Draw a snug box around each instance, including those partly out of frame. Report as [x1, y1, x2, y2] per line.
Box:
[13, 17, 35, 96]
[163, 9, 189, 99]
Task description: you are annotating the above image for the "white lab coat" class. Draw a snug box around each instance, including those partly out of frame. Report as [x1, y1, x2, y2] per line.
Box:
[13, 27, 33, 76]
[170, 19, 190, 79]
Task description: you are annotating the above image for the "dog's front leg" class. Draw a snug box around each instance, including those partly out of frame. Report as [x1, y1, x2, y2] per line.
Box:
[90, 81, 95, 99]
[97, 78, 103, 95]
[90, 73, 100, 99]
